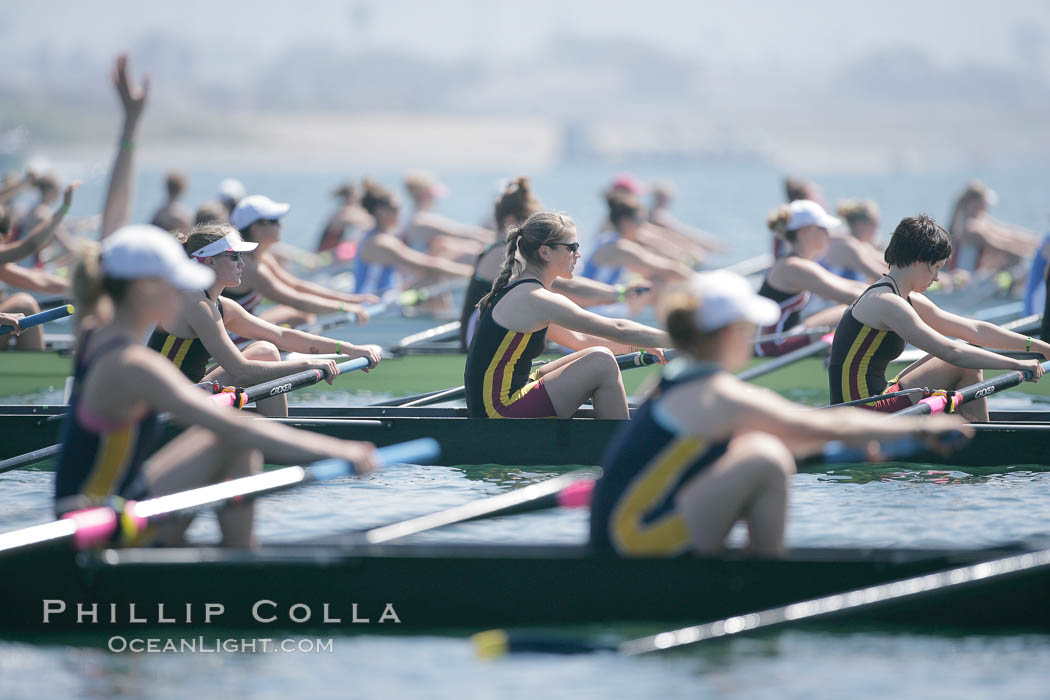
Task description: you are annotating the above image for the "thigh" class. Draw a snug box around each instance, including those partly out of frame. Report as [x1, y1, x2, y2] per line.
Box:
[895, 354, 969, 392]
[540, 348, 619, 417]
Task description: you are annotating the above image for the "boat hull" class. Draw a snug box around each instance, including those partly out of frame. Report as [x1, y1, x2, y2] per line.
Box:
[1, 542, 1047, 635]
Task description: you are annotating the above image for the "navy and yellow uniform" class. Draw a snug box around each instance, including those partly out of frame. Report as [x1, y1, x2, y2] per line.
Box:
[146, 293, 223, 383]
[458, 242, 502, 352]
[754, 272, 811, 357]
[828, 281, 911, 412]
[590, 363, 729, 555]
[464, 278, 557, 418]
[55, 331, 161, 514]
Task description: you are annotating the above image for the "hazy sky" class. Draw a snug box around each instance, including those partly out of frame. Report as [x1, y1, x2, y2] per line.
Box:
[4, 0, 1047, 73]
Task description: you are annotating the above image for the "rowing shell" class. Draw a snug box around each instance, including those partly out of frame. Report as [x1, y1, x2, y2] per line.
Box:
[3, 405, 1050, 470]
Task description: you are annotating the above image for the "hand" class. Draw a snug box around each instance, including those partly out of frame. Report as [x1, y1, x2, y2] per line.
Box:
[347, 303, 369, 324]
[350, 293, 381, 304]
[0, 312, 24, 335]
[112, 53, 149, 123]
[309, 358, 340, 384]
[624, 280, 652, 298]
[343, 343, 382, 371]
[1021, 358, 1045, 382]
[345, 441, 380, 475]
[60, 181, 81, 212]
[646, 347, 667, 364]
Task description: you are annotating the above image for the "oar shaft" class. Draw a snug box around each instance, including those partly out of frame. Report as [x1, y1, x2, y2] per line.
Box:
[736, 333, 833, 382]
[896, 360, 1050, 416]
[0, 304, 74, 335]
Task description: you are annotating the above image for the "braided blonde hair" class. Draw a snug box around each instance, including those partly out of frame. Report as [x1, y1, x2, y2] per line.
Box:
[476, 211, 575, 310]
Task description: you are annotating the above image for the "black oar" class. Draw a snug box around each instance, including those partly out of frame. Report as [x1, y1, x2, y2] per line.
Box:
[0, 304, 74, 335]
[475, 545, 1050, 656]
[0, 358, 374, 474]
[895, 360, 1050, 416]
[385, 320, 461, 357]
[305, 469, 598, 546]
[753, 325, 831, 345]
[736, 333, 833, 382]
[818, 387, 928, 409]
[0, 438, 439, 555]
[395, 350, 666, 408]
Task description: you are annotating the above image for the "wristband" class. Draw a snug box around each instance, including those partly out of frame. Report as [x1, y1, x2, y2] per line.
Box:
[58, 204, 70, 216]
[616, 285, 626, 303]
[339, 302, 347, 313]
[1026, 336, 1032, 352]
[335, 341, 342, 354]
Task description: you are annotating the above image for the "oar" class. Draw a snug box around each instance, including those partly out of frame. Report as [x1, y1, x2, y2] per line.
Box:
[475, 545, 1050, 656]
[0, 438, 439, 555]
[736, 333, 833, 382]
[817, 387, 928, 410]
[304, 469, 598, 546]
[0, 358, 375, 474]
[753, 325, 831, 345]
[894, 360, 1050, 416]
[385, 320, 461, 357]
[722, 253, 772, 277]
[0, 304, 74, 335]
[393, 349, 666, 408]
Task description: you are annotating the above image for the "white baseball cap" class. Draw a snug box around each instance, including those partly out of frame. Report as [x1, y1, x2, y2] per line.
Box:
[189, 230, 259, 260]
[786, 199, 841, 231]
[687, 270, 781, 332]
[101, 225, 215, 290]
[231, 194, 291, 231]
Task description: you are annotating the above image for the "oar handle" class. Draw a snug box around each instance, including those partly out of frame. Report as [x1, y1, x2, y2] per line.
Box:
[0, 304, 74, 335]
[308, 438, 440, 481]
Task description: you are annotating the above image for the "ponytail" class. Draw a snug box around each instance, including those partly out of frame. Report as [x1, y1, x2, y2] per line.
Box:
[766, 205, 794, 242]
[476, 227, 523, 310]
[71, 242, 129, 322]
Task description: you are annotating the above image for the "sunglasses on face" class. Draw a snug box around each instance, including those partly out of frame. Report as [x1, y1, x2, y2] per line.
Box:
[260, 218, 281, 225]
[548, 242, 580, 253]
[216, 252, 243, 262]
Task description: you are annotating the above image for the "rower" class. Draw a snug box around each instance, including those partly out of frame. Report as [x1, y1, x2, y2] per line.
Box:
[829, 214, 1048, 421]
[316, 181, 373, 254]
[464, 211, 669, 419]
[947, 181, 1036, 278]
[458, 177, 651, 351]
[580, 190, 690, 292]
[146, 223, 382, 417]
[590, 270, 967, 556]
[353, 179, 473, 297]
[54, 54, 380, 548]
[223, 194, 378, 329]
[820, 199, 886, 283]
[756, 200, 866, 356]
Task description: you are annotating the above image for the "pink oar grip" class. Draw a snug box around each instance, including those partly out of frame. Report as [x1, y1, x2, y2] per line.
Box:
[820, 332, 835, 344]
[210, 392, 237, 408]
[557, 480, 595, 508]
[918, 395, 948, 414]
[63, 507, 118, 549]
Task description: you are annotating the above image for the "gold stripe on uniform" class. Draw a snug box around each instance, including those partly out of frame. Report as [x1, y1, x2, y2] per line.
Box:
[81, 426, 136, 500]
[854, 329, 886, 399]
[481, 330, 533, 418]
[610, 437, 710, 555]
[840, 325, 870, 401]
[171, 337, 192, 368]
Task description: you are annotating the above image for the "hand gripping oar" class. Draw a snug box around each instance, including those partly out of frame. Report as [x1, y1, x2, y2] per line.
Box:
[0, 358, 375, 474]
[894, 360, 1050, 416]
[0, 438, 440, 555]
[736, 333, 833, 382]
[474, 545, 1050, 656]
[0, 304, 74, 335]
[392, 349, 666, 408]
[211, 357, 373, 408]
[302, 469, 598, 546]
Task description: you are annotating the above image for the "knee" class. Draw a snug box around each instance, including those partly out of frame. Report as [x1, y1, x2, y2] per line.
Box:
[7, 293, 39, 314]
[730, 432, 797, 478]
[583, 346, 617, 367]
[245, 341, 280, 361]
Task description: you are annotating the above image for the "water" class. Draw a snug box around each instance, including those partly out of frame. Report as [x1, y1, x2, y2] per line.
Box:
[4, 160, 1050, 696]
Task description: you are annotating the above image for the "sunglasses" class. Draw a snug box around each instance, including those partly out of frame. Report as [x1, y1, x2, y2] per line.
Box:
[216, 252, 243, 262]
[260, 218, 281, 225]
[548, 242, 580, 253]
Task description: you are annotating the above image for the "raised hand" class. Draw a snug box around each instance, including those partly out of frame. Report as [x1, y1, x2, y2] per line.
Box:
[60, 181, 81, 211]
[112, 53, 149, 124]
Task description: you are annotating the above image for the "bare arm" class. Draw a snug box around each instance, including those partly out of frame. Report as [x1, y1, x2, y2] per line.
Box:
[910, 293, 1050, 360]
[597, 238, 693, 282]
[774, 258, 866, 304]
[116, 349, 376, 467]
[650, 209, 729, 253]
[0, 263, 69, 295]
[529, 288, 669, 348]
[100, 54, 148, 239]
[221, 299, 381, 367]
[241, 262, 353, 315]
[405, 211, 492, 243]
[0, 184, 78, 264]
[826, 235, 885, 281]
[367, 234, 472, 277]
[264, 254, 378, 305]
[545, 324, 633, 355]
[0, 172, 32, 204]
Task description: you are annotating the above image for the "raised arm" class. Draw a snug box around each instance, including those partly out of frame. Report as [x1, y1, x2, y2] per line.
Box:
[0, 172, 33, 204]
[0, 183, 78, 264]
[776, 258, 866, 304]
[100, 54, 149, 239]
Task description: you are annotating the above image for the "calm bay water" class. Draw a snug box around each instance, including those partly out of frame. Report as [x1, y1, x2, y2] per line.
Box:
[3, 160, 1050, 697]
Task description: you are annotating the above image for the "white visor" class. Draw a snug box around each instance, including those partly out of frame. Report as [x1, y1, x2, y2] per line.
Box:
[688, 270, 782, 332]
[190, 231, 259, 260]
